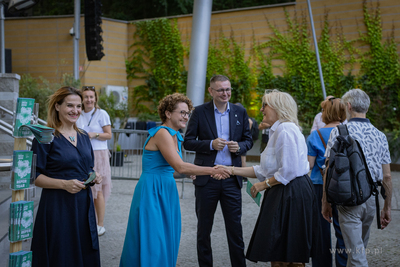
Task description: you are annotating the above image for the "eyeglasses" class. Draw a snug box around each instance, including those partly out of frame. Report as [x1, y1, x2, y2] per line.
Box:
[328, 97, 337, 103]
[211, 87, 232, 94]
[261, 102, 268, 109]
[174, 110, 191, 118]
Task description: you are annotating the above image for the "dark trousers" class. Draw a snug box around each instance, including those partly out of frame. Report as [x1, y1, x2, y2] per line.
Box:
[312, 184, 332, 267]
[195, 177, 246, 267]
[332, 204, 348, 267]
[312, 185, 347, 267]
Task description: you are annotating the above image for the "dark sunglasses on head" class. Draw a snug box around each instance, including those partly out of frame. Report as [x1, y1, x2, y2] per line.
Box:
[82, 86, 95, 91]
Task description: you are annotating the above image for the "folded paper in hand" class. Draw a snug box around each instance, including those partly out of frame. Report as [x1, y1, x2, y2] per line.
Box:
[246, 180, 262, 206]
[84, 171, 96, 185]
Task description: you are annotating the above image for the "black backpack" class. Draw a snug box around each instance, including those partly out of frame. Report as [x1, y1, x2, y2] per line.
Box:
[250, 118, 259, 141]
[325, 124, 383, 228]
[325, 125, 378, 206]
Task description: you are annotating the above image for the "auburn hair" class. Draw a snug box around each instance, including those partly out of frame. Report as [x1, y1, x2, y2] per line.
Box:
[321, 97, 346, 124]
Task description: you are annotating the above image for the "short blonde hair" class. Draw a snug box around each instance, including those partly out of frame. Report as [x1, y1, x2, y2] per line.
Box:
[262, 89, 300, 128]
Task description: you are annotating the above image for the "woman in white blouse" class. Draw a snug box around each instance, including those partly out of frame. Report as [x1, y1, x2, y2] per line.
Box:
[223, 90, 320, 267]
[76, 86, 112, 236]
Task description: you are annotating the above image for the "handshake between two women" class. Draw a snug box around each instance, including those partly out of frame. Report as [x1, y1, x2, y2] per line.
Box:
[210, 165, 234, 180]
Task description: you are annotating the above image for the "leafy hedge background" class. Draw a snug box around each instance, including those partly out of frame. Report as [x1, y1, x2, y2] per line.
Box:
[126, 1, 399, 135]
[19, 1, 399, 160]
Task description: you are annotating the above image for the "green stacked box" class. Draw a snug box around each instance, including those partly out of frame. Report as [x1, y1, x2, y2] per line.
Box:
[8, 201, 34, 242]
[13, 98, 35, 138]
[9, 251, 32, 267]
[11, 150, 33, 190]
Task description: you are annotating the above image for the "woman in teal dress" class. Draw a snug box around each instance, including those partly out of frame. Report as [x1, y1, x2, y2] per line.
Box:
[119, 93, 231, 267]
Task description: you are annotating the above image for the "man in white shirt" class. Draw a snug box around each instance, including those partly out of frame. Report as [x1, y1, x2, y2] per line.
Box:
[322, 89, 392, 267]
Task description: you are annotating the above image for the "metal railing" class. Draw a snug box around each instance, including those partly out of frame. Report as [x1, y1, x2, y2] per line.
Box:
[109, 129, 195, 180]
[0, 104, 196, 196]
[109, 128, 195, 198]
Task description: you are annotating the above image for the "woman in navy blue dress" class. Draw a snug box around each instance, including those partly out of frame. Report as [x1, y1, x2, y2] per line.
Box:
[31, 87, 101, 267]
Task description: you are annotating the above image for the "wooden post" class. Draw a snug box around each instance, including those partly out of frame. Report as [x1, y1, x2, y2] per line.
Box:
[9, 137, 27, 253]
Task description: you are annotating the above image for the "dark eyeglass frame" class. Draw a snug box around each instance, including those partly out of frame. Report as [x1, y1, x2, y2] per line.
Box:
[174, 110, 192, 118]
[262, 102, 268, 109]
[211, 87, 232, 94]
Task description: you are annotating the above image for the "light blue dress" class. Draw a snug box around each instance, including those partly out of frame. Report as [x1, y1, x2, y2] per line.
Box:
[120, 126, 182, 267]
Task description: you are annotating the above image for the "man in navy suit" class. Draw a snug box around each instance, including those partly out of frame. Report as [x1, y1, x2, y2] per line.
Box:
[183, 75, 253, 267]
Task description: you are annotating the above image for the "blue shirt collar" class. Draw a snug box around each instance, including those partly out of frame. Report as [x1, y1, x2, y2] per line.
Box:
[213, 101, 230, 114]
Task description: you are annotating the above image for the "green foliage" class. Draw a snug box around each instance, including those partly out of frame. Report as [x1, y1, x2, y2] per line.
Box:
[253, 2, 399, 132]
[206, 29, 257, 108]
[116, 144, 122, 152]
[19, 74, 53, 120]
[126, 18, 187, 115]
[125, 1, 399, 139]
[356, 0, 400, 130]
[98, 89, 131, 151]
[259, 9, 320, 124]
[137, 112, 160, 122]
[97, 89, 129, 129]
[385, 129, 400, 163]
[255, 9, 359, 126]
[19, 73, 81, 120]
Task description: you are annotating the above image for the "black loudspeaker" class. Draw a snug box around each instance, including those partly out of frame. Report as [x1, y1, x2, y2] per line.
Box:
[5, 49, 11, 73]
[84, 0, 105, 61]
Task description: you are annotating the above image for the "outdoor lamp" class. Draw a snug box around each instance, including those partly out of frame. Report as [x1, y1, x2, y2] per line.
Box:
[7, 0, 39, 14]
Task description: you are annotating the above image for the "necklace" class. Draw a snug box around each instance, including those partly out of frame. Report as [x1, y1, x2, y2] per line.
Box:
[61, 130, 76, 143]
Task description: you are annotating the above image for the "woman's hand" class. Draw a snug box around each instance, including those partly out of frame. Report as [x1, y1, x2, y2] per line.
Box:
[211, 165, 231, 180]
[63, 179, 85, 194]
[250, 181, 268, 198]
[94, 173, 103, 184]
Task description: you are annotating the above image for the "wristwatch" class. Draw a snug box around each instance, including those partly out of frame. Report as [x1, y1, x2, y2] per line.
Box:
[265, 179, 272, 188]
[235, 146, 241, 155]
[96, 133, 99, 139]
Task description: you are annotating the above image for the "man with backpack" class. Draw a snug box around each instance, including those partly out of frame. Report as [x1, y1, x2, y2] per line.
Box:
[321, 89, 392, 267]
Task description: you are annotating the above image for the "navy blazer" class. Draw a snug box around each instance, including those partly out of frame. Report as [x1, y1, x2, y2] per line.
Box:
[183, 101, 253, 188]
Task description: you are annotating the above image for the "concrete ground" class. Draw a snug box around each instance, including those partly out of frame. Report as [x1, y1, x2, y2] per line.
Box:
[99, 171, 400, 267]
